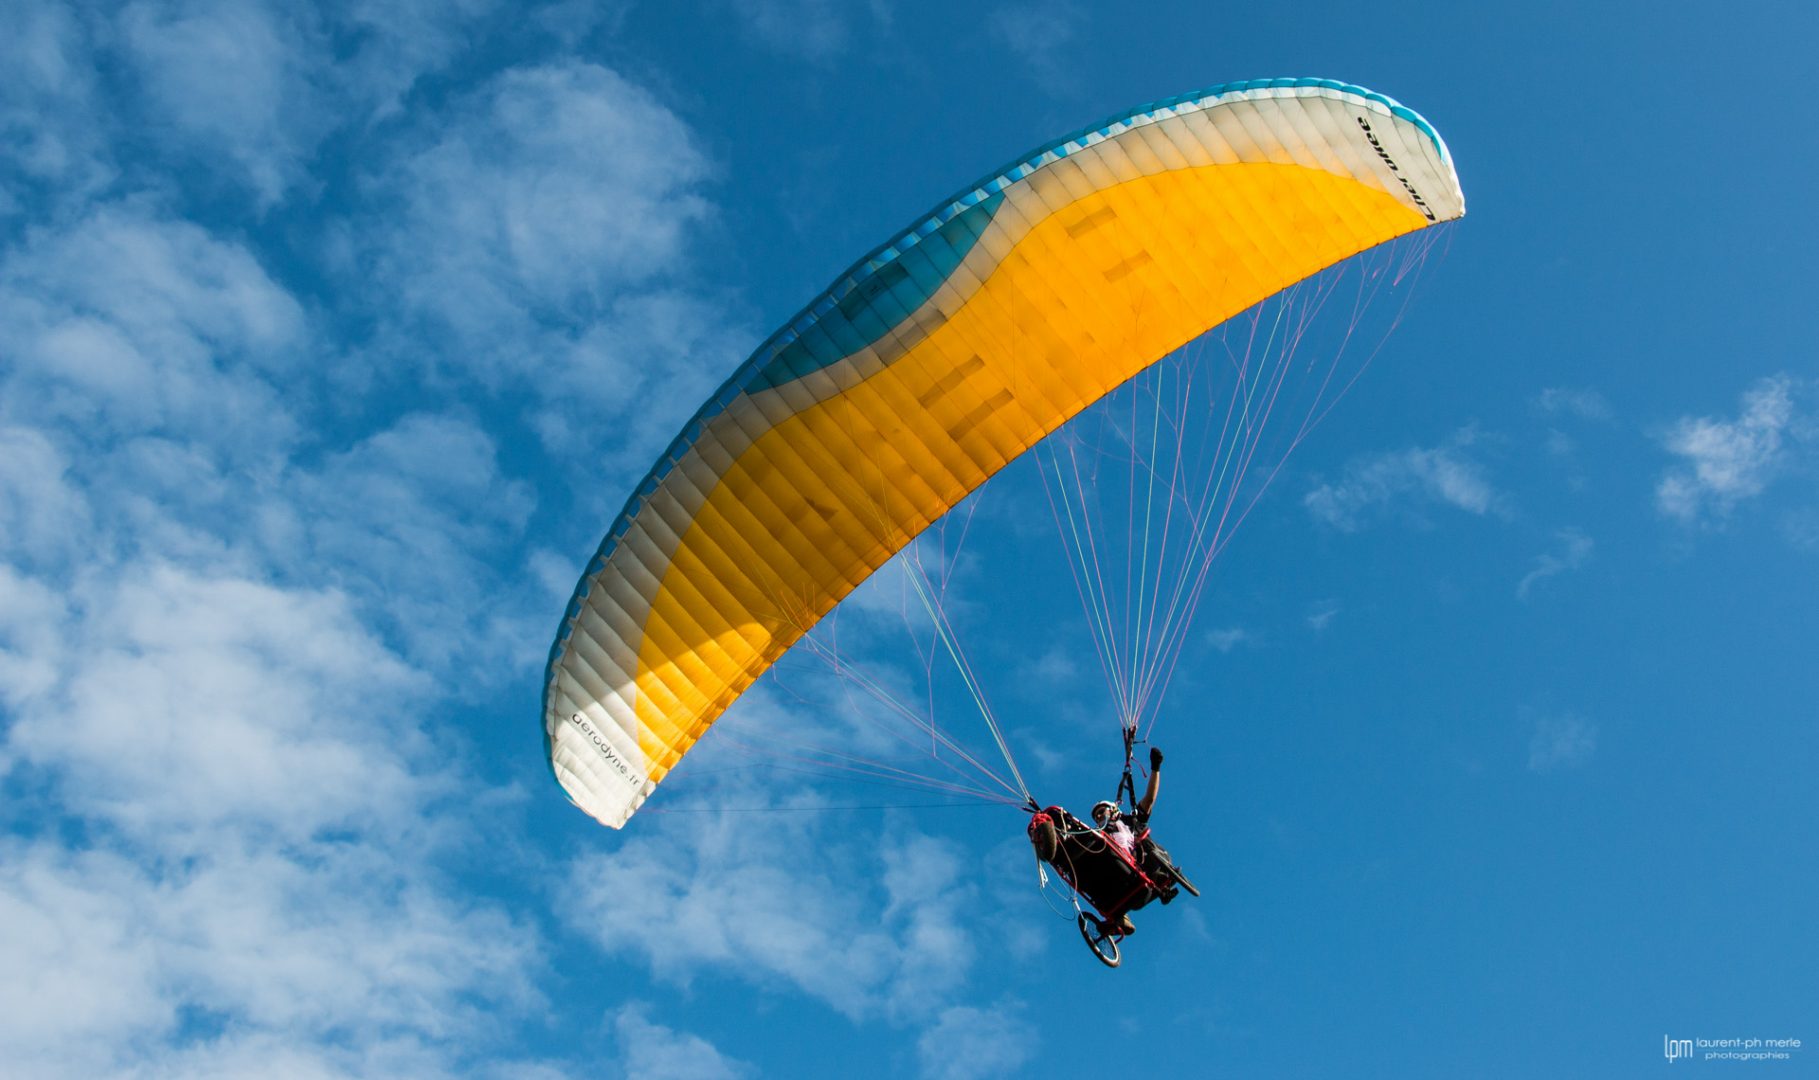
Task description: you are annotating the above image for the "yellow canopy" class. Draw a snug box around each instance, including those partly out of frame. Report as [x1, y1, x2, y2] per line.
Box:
[544, 79, 1465, 828]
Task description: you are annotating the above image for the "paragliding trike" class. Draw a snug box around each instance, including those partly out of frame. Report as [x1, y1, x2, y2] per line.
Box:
[1028, 805, 1198, 967]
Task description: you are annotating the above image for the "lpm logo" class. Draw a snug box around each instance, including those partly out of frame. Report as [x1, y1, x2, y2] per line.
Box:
[1665, 1036, 1694, 1063]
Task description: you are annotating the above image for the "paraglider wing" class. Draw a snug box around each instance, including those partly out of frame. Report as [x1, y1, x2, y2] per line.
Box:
[544, 79, 1465, 828]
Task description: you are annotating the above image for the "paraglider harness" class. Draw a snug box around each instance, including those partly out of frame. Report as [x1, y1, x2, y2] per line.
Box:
[1113, 725, 1140, 809]
[1026, 729, 1192, 967]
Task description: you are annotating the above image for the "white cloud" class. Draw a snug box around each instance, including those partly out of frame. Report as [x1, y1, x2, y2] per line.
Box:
[1541, 428, 1579, 462]
[371, 61, 714, 349]
[0, 565, 66, 721]
[0, 202, 558, 1077]
[1307, 600, 1340, 633]
[1020, 643, 1080, 684]
[915, 1003, 1035, 1080]
[1303, 429, 1507, 532]
[613, 1004, 753, 1080]
[119, 0, 329, 206]
[0, 0, 115, 197]
[1528, 713, 1596, 772]
[1534, 387, 1612, 422]
[1656, 375, 1804, 525]
[331, 0, 509, 121]
[720, 0, 856, 60]
[136, 849, 538, 1038]
[0, 426, 92, 568]
[290, 413, 539, 671]
[0, 205, 306, 449]
[0, 9, 1084, 1077]
[528, 0, 633, 48]
[563, 750, 1046, 1072]
[1535, 389, 1610, 484]
[0, 519, 551, 1077]
[1783, 508, 1819, 552]
[0, 10, 947, 1079]
[7, 564, 431, 847]
[15, 204, 299, 341]
[1206, 626, 1251, 652]
[0, 839, 543, 1078]
[722, 640, 1031, 809]
[0, 212, 556, 691]
[814, 537, 982, 661]
[356, 60, 746, 468]
[1516, 528, 1593, 601]
[988, 2, 1084, 92]
[1, 1, 511, 215]
[113, 0, 505, 207]
[0, 193, 537, 674]
[0, 845, 170, 1077]
[0, 563, 549, 1078]
[565, 796, 978, 1022]
[531, 288, 747, 470]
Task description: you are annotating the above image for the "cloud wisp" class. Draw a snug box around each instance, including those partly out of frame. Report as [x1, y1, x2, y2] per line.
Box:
[916, 1002, 1037, 1080]
[1517, 528, 1594, 601]
[356, 59, 746, 473]
[1534, 386, 1613, 422]
[614, 1003, 755, 1080]
[718, 0, 867, 61]
[565, 796, 980, 1022]
[2, 0, 505, 213]
[1207, 626, 1252, 652]
[0, 544, 550, 1077]
[1304, 429, 1508, 532]
[988, 1, 1085, 93]
[1528, 713, 1598, 772]
[1656, 375, 1807, 526]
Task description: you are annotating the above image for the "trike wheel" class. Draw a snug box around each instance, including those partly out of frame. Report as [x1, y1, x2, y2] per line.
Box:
[1077, 912, 1121, 968]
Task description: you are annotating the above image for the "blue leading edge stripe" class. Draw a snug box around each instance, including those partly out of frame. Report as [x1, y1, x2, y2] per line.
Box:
[749, 193, 1005, 390]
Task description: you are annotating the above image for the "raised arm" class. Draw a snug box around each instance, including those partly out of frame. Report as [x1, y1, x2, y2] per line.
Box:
[1136, 747, 1162, 817]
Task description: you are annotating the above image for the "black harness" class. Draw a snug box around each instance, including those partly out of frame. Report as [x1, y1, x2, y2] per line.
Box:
[1115, 726, 1138, 810]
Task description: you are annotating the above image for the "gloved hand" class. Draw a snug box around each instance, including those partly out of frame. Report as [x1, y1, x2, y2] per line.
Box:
[1149, 746, 1163, 769]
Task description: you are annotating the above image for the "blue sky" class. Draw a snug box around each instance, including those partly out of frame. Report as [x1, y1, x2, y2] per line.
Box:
[2, 1, 1814, 1077]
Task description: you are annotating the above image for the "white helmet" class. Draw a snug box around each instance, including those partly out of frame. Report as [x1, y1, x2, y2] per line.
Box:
[1091, 800, 1119, 825]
